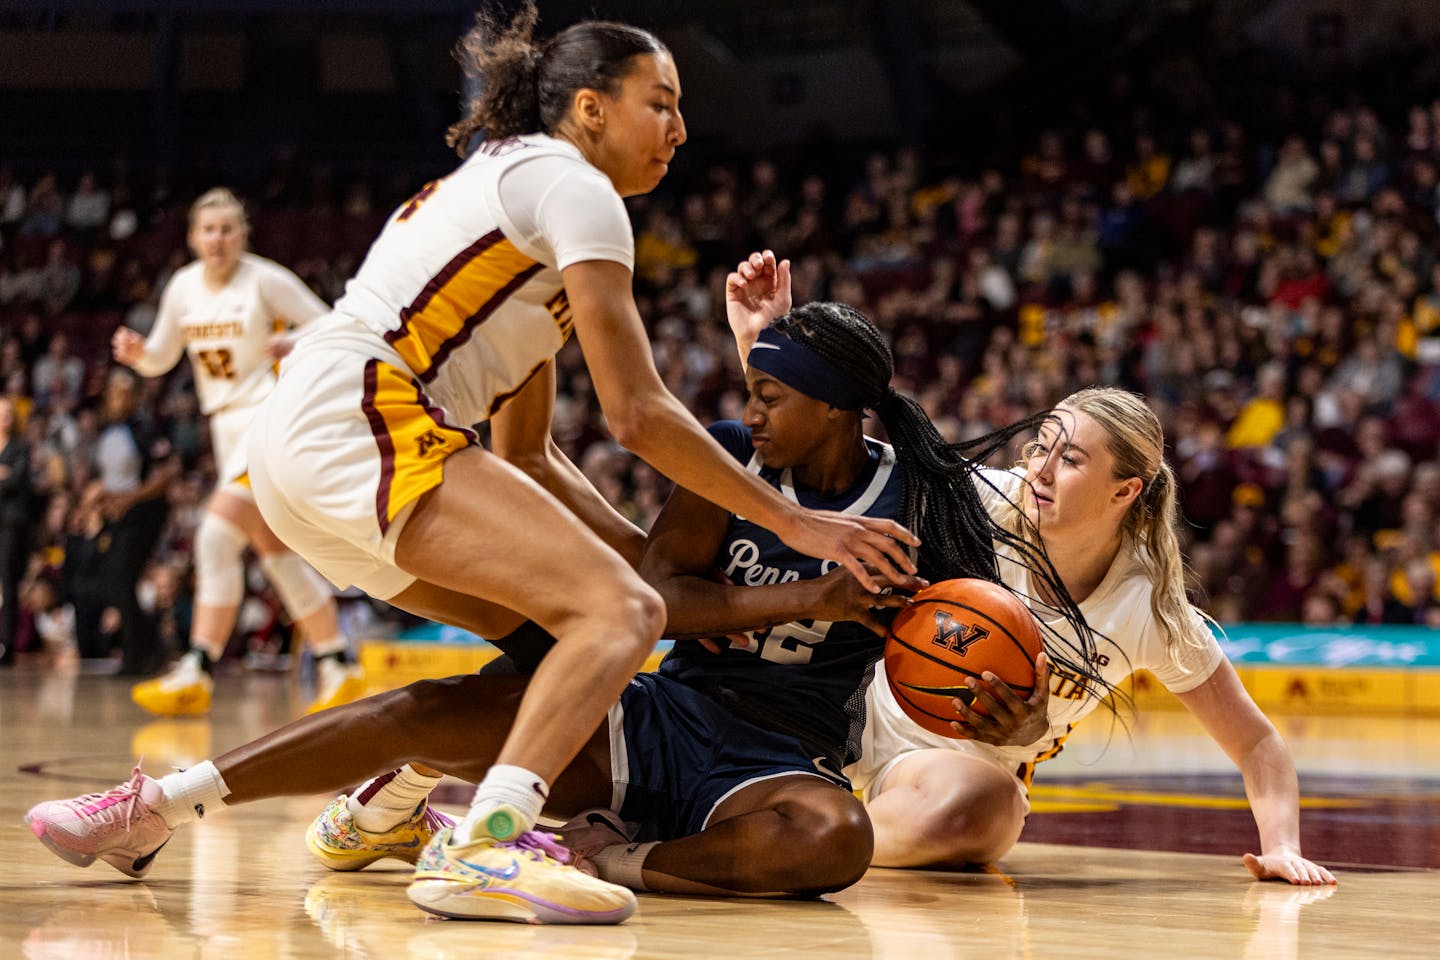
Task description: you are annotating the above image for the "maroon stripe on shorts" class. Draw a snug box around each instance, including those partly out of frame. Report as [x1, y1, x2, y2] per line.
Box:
[360, 359, 398, 534]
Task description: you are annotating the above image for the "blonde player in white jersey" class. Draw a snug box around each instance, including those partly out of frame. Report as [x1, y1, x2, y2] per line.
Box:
[722, 251, 1334, 886]
[850, 389, 1335, 885]
[27, 4, 917, 926]
[112, 188, 363, 717]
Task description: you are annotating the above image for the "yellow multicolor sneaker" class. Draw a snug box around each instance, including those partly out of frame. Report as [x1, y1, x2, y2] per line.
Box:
[306, 659, 366, 715]
[131, 654, 213, 717]
[306, 794, 454, 871]
[406, 818, 637, 924]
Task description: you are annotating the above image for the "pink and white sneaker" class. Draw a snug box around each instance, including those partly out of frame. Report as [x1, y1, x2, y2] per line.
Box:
[556, 808, 636, 877]
[25, 765, 175, 878]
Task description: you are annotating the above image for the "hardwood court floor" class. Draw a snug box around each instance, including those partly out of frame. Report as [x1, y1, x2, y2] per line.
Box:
[3, 662, 1438, 959]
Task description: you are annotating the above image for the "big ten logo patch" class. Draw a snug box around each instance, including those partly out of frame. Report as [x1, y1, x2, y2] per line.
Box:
[547, 289, 574, 341]
[930, 610, 988, 656]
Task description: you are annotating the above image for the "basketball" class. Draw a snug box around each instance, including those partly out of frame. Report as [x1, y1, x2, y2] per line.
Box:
[884, 578, 1044, 738]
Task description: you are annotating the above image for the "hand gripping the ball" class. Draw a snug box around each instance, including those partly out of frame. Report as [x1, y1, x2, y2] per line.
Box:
[949, 652, 1052, 746]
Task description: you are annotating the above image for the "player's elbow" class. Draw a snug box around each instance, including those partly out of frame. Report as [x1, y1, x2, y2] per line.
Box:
[602, 403, 647, 452]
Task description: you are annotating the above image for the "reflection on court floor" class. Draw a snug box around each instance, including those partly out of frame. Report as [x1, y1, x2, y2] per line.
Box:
[4, 666, 1439, 959]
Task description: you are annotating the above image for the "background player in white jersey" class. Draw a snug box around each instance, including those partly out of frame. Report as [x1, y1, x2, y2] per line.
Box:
[27, 4, 917, 926]
[112, 188, 362, 717]
[726, 251, 1335, 886]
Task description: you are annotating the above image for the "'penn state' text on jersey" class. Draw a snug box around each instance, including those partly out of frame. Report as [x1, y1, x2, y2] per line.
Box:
[658, 420, 905, 771]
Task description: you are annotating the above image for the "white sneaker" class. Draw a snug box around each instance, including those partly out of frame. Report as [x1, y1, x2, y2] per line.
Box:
[407, 818, 636, 924]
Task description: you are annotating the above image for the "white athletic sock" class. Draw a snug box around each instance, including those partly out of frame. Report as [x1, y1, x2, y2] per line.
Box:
[453, 764, 549, 844]
[348, 765, 443, 833]
[153, 761, 231, 828]
[588, 841, 657, 891]
[309, 635, 349, 660]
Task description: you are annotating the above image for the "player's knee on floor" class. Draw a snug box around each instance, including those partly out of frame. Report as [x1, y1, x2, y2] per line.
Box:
[257, 551, 333, 620]
[768, 797, 873, 895]
[917, 788, 1024, 865]
[194, 512, 249, 607]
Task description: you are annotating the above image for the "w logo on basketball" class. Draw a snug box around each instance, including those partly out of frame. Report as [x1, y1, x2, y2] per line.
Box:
[931, 611, 988, 656]
[416, 430, 446, 456]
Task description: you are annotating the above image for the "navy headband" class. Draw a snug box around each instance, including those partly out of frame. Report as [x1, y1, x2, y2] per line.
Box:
[746, 326, 870, 411]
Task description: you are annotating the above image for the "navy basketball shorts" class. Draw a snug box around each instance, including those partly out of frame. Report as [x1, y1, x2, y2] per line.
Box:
[608, 672, 851, 841]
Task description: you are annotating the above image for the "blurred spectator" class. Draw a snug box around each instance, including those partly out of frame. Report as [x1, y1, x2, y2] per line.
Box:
[64, 171, 110, 236]
[83, 368, 179, 674]
[0, 397, 31, 665]
[31, 332, 84, 412]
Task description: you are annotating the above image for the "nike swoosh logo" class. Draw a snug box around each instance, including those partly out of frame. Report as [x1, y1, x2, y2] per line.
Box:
[895, 681, 977, 703]
[131, 837, 170, 873]
[749, 342, 781, 350]
[381, 837, 421, 849]
[457, 855, 521, 881]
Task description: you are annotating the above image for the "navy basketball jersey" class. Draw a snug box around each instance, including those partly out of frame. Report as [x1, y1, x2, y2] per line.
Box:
[658, 420, 906, 770]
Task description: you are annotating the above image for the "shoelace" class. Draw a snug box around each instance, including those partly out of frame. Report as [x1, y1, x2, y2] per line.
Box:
[508, 830, 571, 866]
[71, 765, 147, 827]
[419, 805, 454, 832]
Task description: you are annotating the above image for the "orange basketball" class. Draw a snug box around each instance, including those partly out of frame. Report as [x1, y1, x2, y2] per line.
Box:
[884, 578, 1043, 738]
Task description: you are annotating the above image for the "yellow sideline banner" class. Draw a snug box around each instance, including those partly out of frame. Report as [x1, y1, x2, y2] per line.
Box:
[359, 620, 1440, 715]
[1123, 666, 1440, 715]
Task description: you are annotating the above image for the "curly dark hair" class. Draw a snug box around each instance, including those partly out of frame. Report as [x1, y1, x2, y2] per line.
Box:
[446, 0, 667, 156]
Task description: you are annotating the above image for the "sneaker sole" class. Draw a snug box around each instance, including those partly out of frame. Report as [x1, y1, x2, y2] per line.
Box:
[27, 814, 100, 870]
[26, 816, 167, 879]
[405, 877, 636, 925]
[305, 831, 419, 871]
[305, 677, 367, 715]
[132, 690, 212, 717]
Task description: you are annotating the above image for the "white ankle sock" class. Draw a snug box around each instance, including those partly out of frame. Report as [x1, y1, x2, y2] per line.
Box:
[349, 765, 442, 833]
[588, 841, 656, 891]
[153, 761, 231, 828]
[454, 764, 548, 844]
[309, 635, 349, 659]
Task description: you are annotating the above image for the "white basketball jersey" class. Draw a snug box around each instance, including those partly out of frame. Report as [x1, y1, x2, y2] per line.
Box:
[136, 253, 329, 414]
[328, 133, 634, 426]
[866, 467, 1226, 770]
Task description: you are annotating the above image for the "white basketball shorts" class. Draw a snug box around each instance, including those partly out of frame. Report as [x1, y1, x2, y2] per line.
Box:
[244, 329, 477, 600]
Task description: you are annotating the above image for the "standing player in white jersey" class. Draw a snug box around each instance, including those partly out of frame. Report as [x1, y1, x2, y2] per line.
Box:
[113, 188, 363, 717]
[27, 4, 916, 925]
[724, 251, 1334, 886]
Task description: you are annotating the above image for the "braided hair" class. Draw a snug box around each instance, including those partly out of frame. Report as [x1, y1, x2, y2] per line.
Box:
[768, 302, 1112, 696]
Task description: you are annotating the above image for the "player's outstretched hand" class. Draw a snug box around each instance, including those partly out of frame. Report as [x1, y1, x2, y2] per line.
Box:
[783, 509, 918, 594]
[725, 249, 792, 362]
[950, 652, 1052, 746]
[112, 326, 145, 366]
[1242, 851, 1337, 885]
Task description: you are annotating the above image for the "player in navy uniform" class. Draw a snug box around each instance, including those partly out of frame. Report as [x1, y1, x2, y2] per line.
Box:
[299, 257, 1099, 896]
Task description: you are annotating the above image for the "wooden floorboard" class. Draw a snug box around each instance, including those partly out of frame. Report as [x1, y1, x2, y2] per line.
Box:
[3, 663, 1437, 959]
